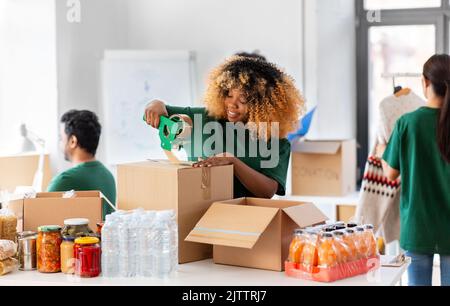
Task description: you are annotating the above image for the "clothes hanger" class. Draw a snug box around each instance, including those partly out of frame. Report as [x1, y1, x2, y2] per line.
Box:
[392, 76, 411, 97]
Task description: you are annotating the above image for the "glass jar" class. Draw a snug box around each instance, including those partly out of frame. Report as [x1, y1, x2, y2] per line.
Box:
[60, 238, 75, 274]
[363, 224, 378, 257]
[74, 237, 101, 278]
[61, 218, 94, 240]
[37, 225, 62, 273]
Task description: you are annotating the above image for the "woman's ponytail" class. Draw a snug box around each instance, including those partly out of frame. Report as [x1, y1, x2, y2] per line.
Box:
[423, 54, 450, 163]
[438, 80, 450, 162]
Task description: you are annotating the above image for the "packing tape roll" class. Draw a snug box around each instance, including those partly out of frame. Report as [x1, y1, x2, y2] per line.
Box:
[169, 114, 192, 142]
[164, 150, 181, 164]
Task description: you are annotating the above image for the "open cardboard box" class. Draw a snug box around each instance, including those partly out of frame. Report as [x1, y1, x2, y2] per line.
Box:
[185, 197, 328, 271]
[8, 191, 103, 232]
[291, 139, 357, 196]
[117, 160, 234, 264]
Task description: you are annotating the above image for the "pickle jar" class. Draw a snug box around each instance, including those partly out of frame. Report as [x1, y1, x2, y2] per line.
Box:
[37, 225, 62, 273]
[74, 237, 101, 278]
[61, 218, 94, 240]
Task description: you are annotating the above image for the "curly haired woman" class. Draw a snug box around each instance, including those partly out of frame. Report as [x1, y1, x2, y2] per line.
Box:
[144, 56, 305, 198]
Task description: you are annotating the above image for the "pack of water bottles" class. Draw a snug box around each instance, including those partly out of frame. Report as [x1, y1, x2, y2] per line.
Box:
[101, 209, 178, 278]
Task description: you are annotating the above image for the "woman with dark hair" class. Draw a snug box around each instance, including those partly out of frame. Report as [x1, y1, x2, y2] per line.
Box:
[382, 54, 450, 286]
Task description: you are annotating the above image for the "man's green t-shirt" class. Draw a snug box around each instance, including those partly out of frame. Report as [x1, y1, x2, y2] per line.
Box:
[165, 106, 291, 198]
[47, 161, 117, 221]
[383, 107, 450, 254]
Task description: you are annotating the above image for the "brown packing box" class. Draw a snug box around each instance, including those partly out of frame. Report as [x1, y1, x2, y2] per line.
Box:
[0, 154, 52, 192]
[185, 197, 328, 271]
[291, 139, 357, 196]
[117, 160, 233, 264]
[8, 191, 103, 232]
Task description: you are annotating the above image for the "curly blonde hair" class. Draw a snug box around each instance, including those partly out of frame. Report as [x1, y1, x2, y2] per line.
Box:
[204, 56, 306, 140]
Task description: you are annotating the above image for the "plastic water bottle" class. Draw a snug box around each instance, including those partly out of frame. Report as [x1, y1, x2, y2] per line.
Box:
[138, 211, 156, 277]
[152, 211, 172, 278]
[101, 214, 119, 277]
[118, 213, 131, 277]
[128, 213, 140, 277]
[168, 211, 178, 271]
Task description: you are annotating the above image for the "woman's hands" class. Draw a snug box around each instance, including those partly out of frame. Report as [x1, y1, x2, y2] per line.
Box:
[144, 99, 169, 129]
[193, 153, 236, 168]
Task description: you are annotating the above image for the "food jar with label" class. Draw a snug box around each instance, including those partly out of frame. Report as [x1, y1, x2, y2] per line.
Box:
[60, 237, 75, 274]
[61, 218, 94, 240]
[37, 225, 62, 273]
[74, 237, 101, 278]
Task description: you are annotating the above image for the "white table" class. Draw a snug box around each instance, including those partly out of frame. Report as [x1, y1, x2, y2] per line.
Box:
[0, 256, 409, 286]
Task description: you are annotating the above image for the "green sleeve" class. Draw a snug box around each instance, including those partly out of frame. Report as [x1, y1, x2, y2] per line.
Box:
[166, 105, 207, 120]
[259, 139, 291, 196]
[383, 119, 403, 171]
[46, 173, 75, 192]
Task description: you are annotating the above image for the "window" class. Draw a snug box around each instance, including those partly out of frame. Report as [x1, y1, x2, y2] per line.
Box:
[356, 1, 449, 180]
[365, 0, 441, 10]
[0, 0, 57, 156]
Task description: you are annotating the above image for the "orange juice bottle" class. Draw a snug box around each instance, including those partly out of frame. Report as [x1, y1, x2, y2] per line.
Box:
[288, 229, 305, 264]
[354, 226, 368, 258]
[332, 230, 351, 264]
[343, 228, 358, 261]
[363, 224, 378, 257]
[317, 233, 337, 268]
[301, 230, 319, 269]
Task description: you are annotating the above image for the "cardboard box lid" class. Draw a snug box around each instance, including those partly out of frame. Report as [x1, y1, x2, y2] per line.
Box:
[185, 203, 279, 249]
[185, 198, 328, 249]
[282, 203, 329, 228]
[117, 160, 194, 171]
[291, 140, 345, 155]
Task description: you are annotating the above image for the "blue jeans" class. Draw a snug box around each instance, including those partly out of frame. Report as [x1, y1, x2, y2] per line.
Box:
[406, 252, 450, 286]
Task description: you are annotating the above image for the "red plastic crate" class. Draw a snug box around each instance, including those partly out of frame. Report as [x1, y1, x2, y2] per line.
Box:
[285, 256, 380, 283]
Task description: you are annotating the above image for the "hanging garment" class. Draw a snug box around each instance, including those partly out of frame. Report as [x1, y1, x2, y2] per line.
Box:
[357, 90, 425, 244]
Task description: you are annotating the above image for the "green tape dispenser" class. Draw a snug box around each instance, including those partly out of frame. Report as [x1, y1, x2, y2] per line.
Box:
[158, 115, 192, 151]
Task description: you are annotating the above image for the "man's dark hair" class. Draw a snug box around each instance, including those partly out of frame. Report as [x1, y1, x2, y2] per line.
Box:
[61, 110, 102, 156]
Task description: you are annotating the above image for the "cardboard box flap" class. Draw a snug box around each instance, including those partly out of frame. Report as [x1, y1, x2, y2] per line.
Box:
[185, 203, 279, 249]
[119, 160, 194, 170]
[282, 203, 328, 228]
[36, 191, 101, 198]
[291, 140, 342, 155]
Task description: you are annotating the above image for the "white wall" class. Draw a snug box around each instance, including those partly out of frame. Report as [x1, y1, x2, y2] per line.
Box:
[55, 0, 128, 171]
[304, 0, 357, 140]
[124, 0, 304, 102]
[0, 0, 58, 170]
[54, 0, 357, 175]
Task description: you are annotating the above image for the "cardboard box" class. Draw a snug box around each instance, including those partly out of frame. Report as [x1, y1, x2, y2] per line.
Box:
[185, 197, 328, 271]
[291, 139, 356, 196]
[0, 154, 52, 192]
[117, 160, 233, 264]
[8, 191, 103, 232]
[336, 205, 357, 222]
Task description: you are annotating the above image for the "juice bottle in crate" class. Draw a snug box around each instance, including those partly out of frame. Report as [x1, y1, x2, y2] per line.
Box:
[288, 229, 305, 264]
[363, 224, 378, 257]
[354, 226, 368, 258]
[332, 230, 352, 264]
[317, 232, 338, 268]
[301, 230, 319, 270]
[343, 228, 358, 261]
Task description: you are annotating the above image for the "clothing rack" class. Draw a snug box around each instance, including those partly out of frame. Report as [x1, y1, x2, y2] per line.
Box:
[381, 73, 422, 94]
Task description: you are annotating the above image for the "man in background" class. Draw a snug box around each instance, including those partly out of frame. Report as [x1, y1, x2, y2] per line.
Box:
[47, 110, 116, 220]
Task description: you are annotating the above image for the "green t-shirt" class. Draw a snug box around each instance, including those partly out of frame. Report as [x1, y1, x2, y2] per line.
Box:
[47, 161, 117, 221]
[165, 106, 291, 198]
[383, 107, 450, 254]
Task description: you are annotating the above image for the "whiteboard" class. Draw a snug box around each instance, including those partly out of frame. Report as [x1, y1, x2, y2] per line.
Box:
[101, 50, 196, 166]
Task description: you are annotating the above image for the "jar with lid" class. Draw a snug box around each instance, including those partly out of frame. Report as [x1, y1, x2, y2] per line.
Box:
[17, 231, 37, 271]
[37, 225, 62, 273]
[74, 237, 101, 278]
[61, 237, 75, 274]
[61, 218, 94, 240]
[288, 229, 305, 264]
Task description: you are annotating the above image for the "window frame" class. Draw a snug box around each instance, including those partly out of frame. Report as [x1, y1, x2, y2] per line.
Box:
[355, 1, 449, 181]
